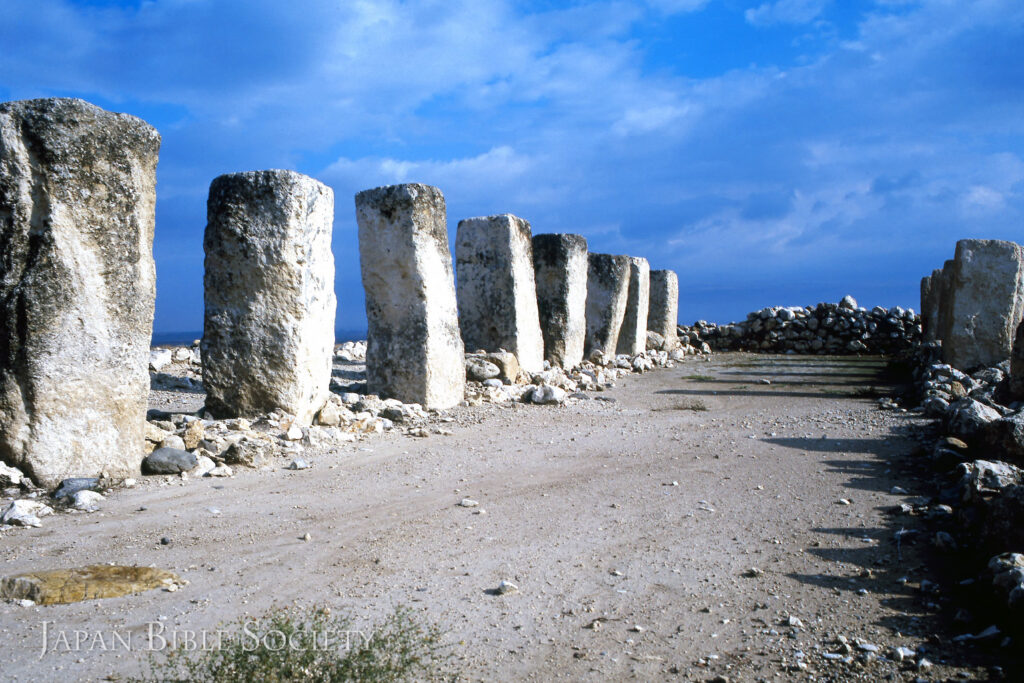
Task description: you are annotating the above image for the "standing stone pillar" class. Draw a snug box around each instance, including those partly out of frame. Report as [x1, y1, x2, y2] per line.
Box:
[0, 98, 159, 487]
[455, 214, 544, 373]
[356, 184, 465, 409]
[648, 269, 679, 348]
[935, 259, 954, 345]
[585, 254, 631, 358]
[532, 234, 588, 369]
[203, 170, 336, 425]
[941, 239, 1024, 370]
[1009, 319, 1024, 400]
[920, 274, 935, 342]
[616, 257, 650, 356]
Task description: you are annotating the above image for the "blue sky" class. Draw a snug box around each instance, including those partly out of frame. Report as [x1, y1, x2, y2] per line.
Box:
[2, 0, 1022, 333]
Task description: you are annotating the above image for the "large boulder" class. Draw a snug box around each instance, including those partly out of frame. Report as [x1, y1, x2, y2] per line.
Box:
[455, 214, 544, 373]
[202, 170, 336, 426]
[355, 184, 465, 409]
[983, 412, 1024, 463]
[945, 398, 1002, 441]
[0, 98, 159, 487]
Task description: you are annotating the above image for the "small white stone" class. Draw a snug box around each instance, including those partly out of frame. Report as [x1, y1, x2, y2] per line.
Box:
[71, 490, 105, 510]
[459, 498, 479, 508]
[496, 580, 519, 595]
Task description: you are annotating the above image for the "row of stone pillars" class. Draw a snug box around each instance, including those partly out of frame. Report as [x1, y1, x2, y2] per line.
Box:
[0, 98, 679, 487]
[355, 184, 680, 408]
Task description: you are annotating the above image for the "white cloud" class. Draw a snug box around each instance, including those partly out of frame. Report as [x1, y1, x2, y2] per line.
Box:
[745, 0, 828, 26]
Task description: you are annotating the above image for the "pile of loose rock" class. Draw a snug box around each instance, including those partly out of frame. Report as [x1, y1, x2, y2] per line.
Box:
[889, 326, 1024, 624]
[679, 295, 921, 355]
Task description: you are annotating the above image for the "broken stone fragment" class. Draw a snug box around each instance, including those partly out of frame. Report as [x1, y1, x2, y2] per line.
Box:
[142, 448, 198, 475]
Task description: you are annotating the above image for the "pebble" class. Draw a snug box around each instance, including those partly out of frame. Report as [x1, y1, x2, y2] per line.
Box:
[495, 580, 519, 595]
[287, 459, 311, 470]
[458, 498, 479, 508]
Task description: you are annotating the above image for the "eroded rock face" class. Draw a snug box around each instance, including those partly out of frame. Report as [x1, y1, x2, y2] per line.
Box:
[941, 239, 1024, 371]
[456, 214, 544, 373]
[355, 184, 465, 410]
[202, 170, 335, 425]
[0, 98, 159, 487]
[921, 274, 936, 343]
[648, 269, 679, 349]
[532, 234, 588, 370]
[616, 257, 650, 356]
[1009, 319, 1024, 400]
[585, 254, 631, 358]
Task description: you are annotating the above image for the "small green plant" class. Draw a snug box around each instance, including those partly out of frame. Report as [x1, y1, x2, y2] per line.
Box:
[138, 605, 454, 682]
[682, 373, 715, 382]
[653, 399, 708, 412]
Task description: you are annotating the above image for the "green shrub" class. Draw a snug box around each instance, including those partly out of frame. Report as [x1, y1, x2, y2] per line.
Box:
[138, 605, 454, 682]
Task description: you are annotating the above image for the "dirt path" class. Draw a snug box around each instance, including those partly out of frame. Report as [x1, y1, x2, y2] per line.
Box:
[0, 354, 1014, 681]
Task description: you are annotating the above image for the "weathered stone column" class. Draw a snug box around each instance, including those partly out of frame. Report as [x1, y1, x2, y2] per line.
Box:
[941, 239, 1024, 370]
[585, 254, 631, 358]
[455, 214, 544, 373]
[935, 259, 954, 345]
[532, 234, 588, 369]
[920, 274, 935, 342]
[0, 98, 159, 487]
[1009, 319, 1024, 400]
[617, 257, 650, 355]
[203, 170, 335, 425]
[648, 269, 679, 348]
[356, 184, 465, 409]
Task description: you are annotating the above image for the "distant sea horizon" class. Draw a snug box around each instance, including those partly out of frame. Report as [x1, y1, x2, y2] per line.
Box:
[151, 329, 368, 347]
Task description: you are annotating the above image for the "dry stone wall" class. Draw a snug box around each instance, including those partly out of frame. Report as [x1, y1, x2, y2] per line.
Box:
[680, 296, 921, 355]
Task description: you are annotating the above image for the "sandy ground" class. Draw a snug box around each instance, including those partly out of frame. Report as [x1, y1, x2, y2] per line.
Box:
[0, 353, 1018, 681]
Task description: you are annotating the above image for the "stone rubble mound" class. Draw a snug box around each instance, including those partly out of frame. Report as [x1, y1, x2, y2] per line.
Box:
[678, 296, 921, 355]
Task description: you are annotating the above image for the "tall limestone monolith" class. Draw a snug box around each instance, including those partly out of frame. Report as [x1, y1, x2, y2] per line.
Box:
[202, 170, 336, 425]
[0, 98, 159, 487]
[532, 234, 588, 369]
[617, 257, 650, 356]
[456, 214, 544, 373]
[941, 239, 1024, 371]
[934, 259, 954, 344]
[356, 184, 465, 409]
[648, 269, 679, 348]
[585, 254, 631, 359]
[1009, 319, 1024, 400]
[920, 274, 935, 342]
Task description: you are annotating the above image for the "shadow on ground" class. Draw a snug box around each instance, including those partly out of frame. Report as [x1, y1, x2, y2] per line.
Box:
[694, 354, 1019, 676]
